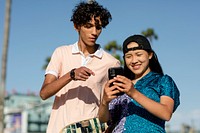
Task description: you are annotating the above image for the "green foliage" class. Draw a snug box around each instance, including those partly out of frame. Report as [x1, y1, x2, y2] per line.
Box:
[104, 41, 122, 51]
[42, 57, 51, 70]
[104, 40, 123, 65]
[141, 28, 158, 42]
[113, 54, 124, 65]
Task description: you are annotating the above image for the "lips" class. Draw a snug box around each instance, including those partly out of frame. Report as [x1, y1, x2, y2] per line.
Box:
[132, 64, 140, 70]
[89, 37, 96, 41]
[89, 38, 96, 43]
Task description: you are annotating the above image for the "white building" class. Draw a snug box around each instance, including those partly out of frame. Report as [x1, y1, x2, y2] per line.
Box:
[4, 94, 53, 133]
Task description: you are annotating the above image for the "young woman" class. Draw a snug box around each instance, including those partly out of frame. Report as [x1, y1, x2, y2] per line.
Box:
[98, 34, 180, 133]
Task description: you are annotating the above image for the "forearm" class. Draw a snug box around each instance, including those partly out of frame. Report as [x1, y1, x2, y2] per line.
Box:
[98, 100, 110, 122]
[40, 72, 72, 100]
[130, 90, 173, 121]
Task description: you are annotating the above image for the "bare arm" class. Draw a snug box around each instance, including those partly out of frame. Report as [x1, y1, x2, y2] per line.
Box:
[98, 79, 119, 122]
[130, 90, 174, 121]
[40, 66, 95, 100]
[98, 99, 110, 122]
[114, 75, 174, 121]
[40, 72, 71, 100]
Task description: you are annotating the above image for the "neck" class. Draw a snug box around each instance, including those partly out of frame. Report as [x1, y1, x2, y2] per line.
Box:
[133, 69, 151, 83]
[78, 43, 98, 56]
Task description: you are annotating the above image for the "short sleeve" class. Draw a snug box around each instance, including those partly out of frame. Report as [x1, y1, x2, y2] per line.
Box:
[159, 75, 180, 112]
[45, 47, 62, 78]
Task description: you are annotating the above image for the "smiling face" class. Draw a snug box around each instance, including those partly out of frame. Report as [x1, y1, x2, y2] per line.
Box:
[124, 42, 153, 79]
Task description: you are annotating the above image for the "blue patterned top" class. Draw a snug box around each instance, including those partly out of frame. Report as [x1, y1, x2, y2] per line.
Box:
[108, 72, 180, 133]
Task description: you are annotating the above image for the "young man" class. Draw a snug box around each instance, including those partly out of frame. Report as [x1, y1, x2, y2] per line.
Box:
[40, 1, 120, 133]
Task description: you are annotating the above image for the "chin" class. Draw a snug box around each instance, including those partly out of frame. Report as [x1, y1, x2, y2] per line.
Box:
[88, 42, 96, 46]
[132, 70, 143, 75]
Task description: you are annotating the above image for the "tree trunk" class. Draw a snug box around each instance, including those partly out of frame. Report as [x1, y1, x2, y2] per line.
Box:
[0, 0, 12, 132]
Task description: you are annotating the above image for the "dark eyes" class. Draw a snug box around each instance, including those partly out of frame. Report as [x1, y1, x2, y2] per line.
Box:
[136, 53, 142, 56]
[84, 23, 102, 30]
[96, 25, 102, 30]
[84, 24, 92, 28]
[125, 53, 143, 58]
[124, 54, 131, 58]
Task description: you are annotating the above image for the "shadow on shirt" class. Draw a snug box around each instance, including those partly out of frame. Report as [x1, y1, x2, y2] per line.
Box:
[52, 85, 99, 109]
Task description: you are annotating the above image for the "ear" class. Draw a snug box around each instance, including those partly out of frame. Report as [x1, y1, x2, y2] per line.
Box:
[148, 52, 153, 59]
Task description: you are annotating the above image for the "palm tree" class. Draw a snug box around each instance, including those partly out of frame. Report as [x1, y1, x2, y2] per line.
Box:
[0, 0, 12, 132]
[141, 28, 158, 42]
[104, 41, 123, 64]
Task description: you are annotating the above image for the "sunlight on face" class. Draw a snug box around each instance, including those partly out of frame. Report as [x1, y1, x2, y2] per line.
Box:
[76, 17, 102, 47]
[124, 42, 153, 78]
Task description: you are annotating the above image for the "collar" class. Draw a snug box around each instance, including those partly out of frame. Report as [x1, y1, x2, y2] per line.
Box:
[72, 42, 103, 58]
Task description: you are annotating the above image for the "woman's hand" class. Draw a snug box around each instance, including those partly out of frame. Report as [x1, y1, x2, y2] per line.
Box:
[102, 79, 120, 104]
[112, 75, 135, 96]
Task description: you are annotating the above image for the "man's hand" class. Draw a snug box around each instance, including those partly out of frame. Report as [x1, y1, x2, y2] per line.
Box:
[74, 66, 95, 81]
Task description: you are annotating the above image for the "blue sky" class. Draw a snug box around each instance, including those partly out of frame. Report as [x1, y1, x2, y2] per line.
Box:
[0, 0, 200, 131]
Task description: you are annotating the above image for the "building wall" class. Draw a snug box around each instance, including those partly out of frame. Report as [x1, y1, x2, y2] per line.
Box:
[4, 94, 53, 133]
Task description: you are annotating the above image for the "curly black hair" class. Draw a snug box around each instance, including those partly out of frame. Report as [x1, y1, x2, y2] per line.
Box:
[70, 1, 112, 28]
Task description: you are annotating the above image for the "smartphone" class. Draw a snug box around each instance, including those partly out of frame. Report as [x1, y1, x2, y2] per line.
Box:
[108, 67, 124, 96]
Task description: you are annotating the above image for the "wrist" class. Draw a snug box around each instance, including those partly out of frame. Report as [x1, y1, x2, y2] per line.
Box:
[101, 99, 109, 106]
[70, 68, 76, 80]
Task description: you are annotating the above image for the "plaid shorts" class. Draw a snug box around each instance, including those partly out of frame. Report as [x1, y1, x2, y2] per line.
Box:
[60, 118, 108, 133]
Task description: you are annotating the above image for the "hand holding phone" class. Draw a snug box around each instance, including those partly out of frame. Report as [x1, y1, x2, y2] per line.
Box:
[108, 67, 124, 80]
[108, 67, 124, 96]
